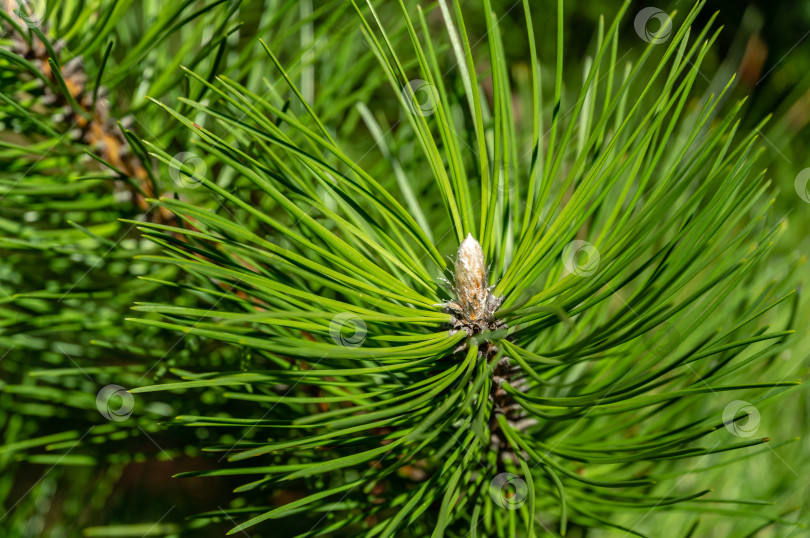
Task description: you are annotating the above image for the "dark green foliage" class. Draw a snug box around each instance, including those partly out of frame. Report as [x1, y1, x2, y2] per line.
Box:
[1, 1, 807, 537]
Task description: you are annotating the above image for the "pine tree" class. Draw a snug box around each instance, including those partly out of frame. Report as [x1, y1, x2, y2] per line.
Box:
[1, 1, 806, 537]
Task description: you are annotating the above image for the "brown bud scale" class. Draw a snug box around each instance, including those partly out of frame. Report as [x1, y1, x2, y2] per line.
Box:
[439, 234, 504, 336]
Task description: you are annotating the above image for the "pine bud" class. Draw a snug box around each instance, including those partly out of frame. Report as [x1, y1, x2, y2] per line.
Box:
[438, 234, 504, 335]
[454, 234, 489, 322]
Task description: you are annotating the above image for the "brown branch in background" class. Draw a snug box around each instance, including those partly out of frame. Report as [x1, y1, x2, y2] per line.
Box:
[3, 2, 174, 225]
